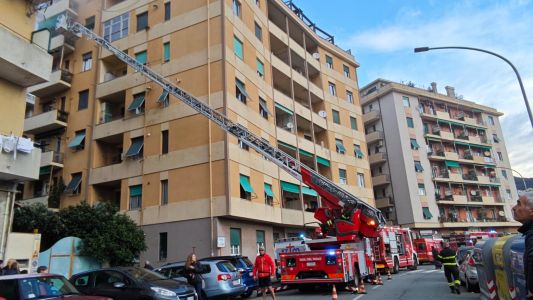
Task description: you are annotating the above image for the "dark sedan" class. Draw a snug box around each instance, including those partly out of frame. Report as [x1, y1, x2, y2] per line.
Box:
[70, 267, 197, 300]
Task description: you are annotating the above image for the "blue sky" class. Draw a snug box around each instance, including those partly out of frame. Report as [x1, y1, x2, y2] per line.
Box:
[293, 0, 533, 177]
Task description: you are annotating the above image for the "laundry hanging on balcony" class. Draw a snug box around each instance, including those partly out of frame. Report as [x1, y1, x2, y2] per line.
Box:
[0, 134, 35, 159]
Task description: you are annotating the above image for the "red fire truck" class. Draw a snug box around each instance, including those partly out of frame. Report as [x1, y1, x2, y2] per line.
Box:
[372, 227, 418, 274]
[414, 238, 443, 264]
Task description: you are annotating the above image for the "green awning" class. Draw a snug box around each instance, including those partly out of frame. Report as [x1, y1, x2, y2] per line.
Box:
[445, 160, 461, 168]
[64, 173, 82, 193]
[281, 181, 300, 194]
[302, 186, 318, 197]
[259, 99, 271, 115]
[317, 156, 330, 167]
[438, 119, 450, 125]
[37, 12, 66, 30]
[415, 161, 424, 172]
[135, 51, 147, 65]
[68, 131, 86, 149]
[128, 93, 145, 111]
[335, 140, 346, 153]
[426, 137, 442, 143]
[264, 184, 274, 197]
[240, 175, 254, 193]
[472, 108, 483, 113]
[423, 207, 433, 219]
[278, 141, 297, 151]
[449, 121, 465, 127]
[235, 79, 249, 98]
[299, 149, 313, 158]
[125, 137, 144, 157]
[354, 148, 364, 158]
[158, 90, 169, 104]
[39, 166, 51, 175]
[454, 141, 470, 147]
[129, 185, 142, 197]
[410, 139, 420, 149]
[471, 144, 491, 150]
[274, 102, 293, 115]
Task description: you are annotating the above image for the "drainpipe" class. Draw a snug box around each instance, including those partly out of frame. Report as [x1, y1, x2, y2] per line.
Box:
[207, 0, 214, 257]
[221, 0, 229, 256]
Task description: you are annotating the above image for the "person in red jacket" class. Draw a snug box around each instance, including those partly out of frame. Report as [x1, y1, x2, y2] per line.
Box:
[253, 247, 276, 300]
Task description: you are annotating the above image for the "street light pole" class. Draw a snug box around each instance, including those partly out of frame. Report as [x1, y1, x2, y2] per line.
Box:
[492, 166, 528, 191]
[414, 46, 533, 130]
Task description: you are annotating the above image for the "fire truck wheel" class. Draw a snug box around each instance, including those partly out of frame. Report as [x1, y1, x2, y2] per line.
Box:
[392, 258, 400, 274]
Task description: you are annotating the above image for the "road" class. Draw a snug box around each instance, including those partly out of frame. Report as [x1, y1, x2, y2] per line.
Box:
[273, 265, 480, 300]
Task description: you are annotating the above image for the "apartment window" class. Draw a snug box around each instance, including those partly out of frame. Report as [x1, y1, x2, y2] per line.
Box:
[239, 174, 253, 200]
[135, 51, 147, 65]
[264, 183, 273, 206]
[163, 42, 170, 62]
[68, 129, 86, 150]
[501, 170, 508, 179]
[332, 110, 340, 124]
[235, 79, 248, 104]
[78, 90, 89, 110]
[81, 52, 92, 72]
[103, 12, 129, 42]
[125, 137, 144, 158]
[343, 65, 350, 78]
[85, 16, 95, 30]
[161, 130, 168, 154]
[497, 151, 503, 161]
[129, 185, 142, 210]
[354, 144, 364, 159]
[339, 169, 347, 184]
[488, 115, 495, 125]
[159, 232, 167, 261]
[161, 180, 168, 205]
[255, 22, 262, 41]
[506, 189, 512, 200]
[414, 160, 424, 172]
[256, 58, 265, 78]
[164, 2, 171, 21]
[423, 207, 432, 220]
[410, 138, 420, 150]
[493, 134, 500, 143]
[256, 230, 265, 253]
[406, 117, 414, 128]
[350, 116, 358, 130]
[357, 173, 365, 188]
[328, 82, 336, 96]
[418, 184, 426, 196]
[128, 92, 145, 114]
[64, 172, 82, 195]
[238, 139, 249, 151]
[232, 0, 241, 17]
[230, 228, 241, 255]
[136, 12, 148, 32]
[335, 139, 346, 154]
[233, 36, 243, 60]
[346, 91, 353, 103]
[325, 55, 333, 68]
[403, 96, 410, 107]
[259, 98, 269, 119]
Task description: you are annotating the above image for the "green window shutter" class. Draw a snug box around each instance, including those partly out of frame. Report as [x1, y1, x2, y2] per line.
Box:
[256, 59, 264, 77]
[126, 137, 144, 157]
[129, 185, 142, 197]
[350, 117, 357, 130]
[335, 140, 346, 153]
[68, 131, 86, 149]
[135, 51, 147, 65]
[158, 90, 169, 104]
[233, 36, 243, 59]
[274, 102, 293, 115]
[299, 149, 313, 158]
[256, 230, 265, 244]
[317, 156, 330, 167]
[422, 207, 433, 219]
[239, 175, 254, 193]
[230, 228, 241, 246]
[264, 183, 274, 197]
[39, 166, 51, 175]
[64, 173, 82, 193]
[406, 117, 414, 128]
[354, 145, 364, 158]
[278, 141, 297, 151]
[163, 42, 170, 62]
[410, 139, 420, 150]
[128, 93, 145, 111]
[235, 79, 249, 98]
[445, 160, 460, 168]
[281, 181, 300, 194]
[302, 186, 318, 197]
[414, 161, 424, 172]
[332, 110, 340, 124]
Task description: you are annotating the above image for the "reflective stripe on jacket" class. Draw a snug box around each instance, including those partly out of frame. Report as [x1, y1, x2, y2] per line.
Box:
[437, 247, 457, 266]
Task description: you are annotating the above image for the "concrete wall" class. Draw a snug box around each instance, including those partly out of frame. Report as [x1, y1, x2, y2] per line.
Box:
[0, 78, 26, 136]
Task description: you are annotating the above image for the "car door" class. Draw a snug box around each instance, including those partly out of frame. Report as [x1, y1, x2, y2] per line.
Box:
[71, 273, 94, 295]
[93, 270, 139, 300]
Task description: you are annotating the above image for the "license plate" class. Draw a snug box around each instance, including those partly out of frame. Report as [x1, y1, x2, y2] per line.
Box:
[249, 272, 253, 276]
[187, 297, 194, 300]
[307, 262, 316, 267]
[376, 264, 385, 268]
[232, 279, 240, 286]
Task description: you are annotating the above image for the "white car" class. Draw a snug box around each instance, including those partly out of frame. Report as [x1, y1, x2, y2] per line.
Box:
[456, 246, 479, 292]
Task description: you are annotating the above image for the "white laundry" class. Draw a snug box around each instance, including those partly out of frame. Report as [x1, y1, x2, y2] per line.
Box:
[2, 135, 16, 153]
[16, 137, 34, 153]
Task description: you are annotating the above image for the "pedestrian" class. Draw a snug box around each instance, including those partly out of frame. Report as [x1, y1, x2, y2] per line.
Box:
[512, 191, 533, 299]
[185, 253, 205, 300]
[253, 247, 276, 300]
[1, 259, 20, 276]
[431, 246, 441, 269]
[143, 260, 154, 270]
[37, 266, 48, 273]
[437, 242, 460, 294]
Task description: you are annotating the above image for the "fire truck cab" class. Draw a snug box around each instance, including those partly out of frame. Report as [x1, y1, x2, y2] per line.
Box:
[414, 238, 443, 264]
[372, 227, 418, 274]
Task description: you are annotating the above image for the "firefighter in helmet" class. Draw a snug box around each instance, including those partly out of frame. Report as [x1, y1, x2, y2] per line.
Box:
[437, 242, 461, 294]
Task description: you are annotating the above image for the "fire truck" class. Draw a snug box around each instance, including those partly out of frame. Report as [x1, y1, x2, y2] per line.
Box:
[413, 238, 443, 264]
[372, 227, 418, 274]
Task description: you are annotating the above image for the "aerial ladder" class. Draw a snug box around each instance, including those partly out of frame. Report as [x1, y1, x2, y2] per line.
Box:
[59, 18, 385, 241]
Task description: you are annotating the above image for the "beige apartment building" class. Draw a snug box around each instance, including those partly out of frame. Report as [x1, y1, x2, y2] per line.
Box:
[360, 79, 519, 237]
[20, 0, 374, 263]
[0, 0, 52, 259]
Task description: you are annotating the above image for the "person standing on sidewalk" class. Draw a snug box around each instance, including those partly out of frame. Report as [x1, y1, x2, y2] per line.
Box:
[253, 247, 276, 300]
[185, 254, 205, 300]
[437, 242, 460, 294]
[512, 191, 533, 299]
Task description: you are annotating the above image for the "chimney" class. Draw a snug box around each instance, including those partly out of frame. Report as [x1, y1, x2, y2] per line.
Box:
[445, 86, 456, 98]
[430, 82, 437, 93]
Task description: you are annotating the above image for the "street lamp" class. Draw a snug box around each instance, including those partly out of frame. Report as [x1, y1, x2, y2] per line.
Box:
[489, 166, 528, 191]
[414, 46, 533, 130]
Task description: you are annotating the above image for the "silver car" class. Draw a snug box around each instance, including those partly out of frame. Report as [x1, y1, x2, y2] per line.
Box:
[155, 259, 245, 299]
[456, 246, 479, 292]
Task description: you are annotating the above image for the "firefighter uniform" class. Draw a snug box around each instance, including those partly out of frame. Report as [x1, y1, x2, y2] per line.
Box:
[437, 247, 461, 294]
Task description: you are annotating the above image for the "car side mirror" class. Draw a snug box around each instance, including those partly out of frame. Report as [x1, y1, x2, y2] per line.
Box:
[237, 268, 245, 274]
[113, 282, 126, 288]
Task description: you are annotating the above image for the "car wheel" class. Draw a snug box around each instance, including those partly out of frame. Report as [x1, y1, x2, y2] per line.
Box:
[393, 258, 400, 274]
[241, 289, 253, 298]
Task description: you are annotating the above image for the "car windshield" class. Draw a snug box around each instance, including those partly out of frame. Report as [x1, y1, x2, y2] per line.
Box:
[242, 257, 253, 268]
[122, 267, 168, 282]
[217, 261, 237, 272]
[19, 276, 80, 299]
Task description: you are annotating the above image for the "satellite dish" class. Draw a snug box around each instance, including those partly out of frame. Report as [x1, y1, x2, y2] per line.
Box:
[470, 190, 477, 196]
[286, 122, 294, 129]
[498, 211, 505, 217]
[312, 53, 320, 60]
[318, 110, 327, 118]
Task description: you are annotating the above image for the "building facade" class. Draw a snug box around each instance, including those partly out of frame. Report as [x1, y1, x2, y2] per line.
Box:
[21, 0, 374, 264]
[0, 0, 52, 259]
[360, 79, 519, 237]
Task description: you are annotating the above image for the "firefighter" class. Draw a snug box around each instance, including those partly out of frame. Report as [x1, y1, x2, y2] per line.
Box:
[437, 242, 460, 294]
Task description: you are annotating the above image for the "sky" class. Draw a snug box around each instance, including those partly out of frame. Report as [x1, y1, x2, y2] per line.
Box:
[292, 0, 533, 178]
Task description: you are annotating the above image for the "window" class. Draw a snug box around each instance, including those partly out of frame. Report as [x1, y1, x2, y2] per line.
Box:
[129, 185, 142, 210]
[414, 160, 424, 172]
[164, 2, 171, 21]
[501, 170, 508, 179]
[339, 169, 347, 184]
[343, 65, 350, 78]
[65, 172, 82, 194]
[497, 151, 503, 161]
[255, 22, 262, 41]
[85, 16, 95, 30]
[328, 82, 336, 96]
[230, 228, 241, 255]
[259, 98, 269, 119]
[493, 134, 500, 143]
[128, 92, 145, 114]
[256, 58, 264, 78]
[332, 110, 340, 124]
[238, 139, 249, 151]
[506, 189, 512, 200]
[354, 144, 363, 159]
[68, 129, 86, 150]
[325, 55, 333, 68]
[125, 137, 144, 158]
[488, 115, 495, 125]
[78, 90, 89, 110]
[161, 180, 168, 205]
[233, 36, 243, 60]
[240, 174, 253, 200]
[159, 232, 167, 261]
[346, 90, 353, 103]
[410, 138, 420, 150]
[402, 96, 410, 107]
[161, 130, 168, 154]
[350, 116, 358, 130]
[135, 51, 147, 65]
[136, 12, 148, 31]
[418, 184, 426, 196]
[422, 207, 433, 220]
[335, 139, 346, 154]
[406, 117, 414, 128]
[103, 13, 129, 42]
[235, 79, 248, 104]
[264, 183, 273, 206]
[82, 52, 92, 72]
[357, 173, 365, 188]
[232, 0, 241, 17]
[163, 42, 170, 62]
[256, 230, 265, 253]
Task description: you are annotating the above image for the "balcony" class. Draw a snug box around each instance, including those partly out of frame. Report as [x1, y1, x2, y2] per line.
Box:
[445, 151, 459, 160]
[433, 170, 450, 180]
[0, 25, 52, 87]
[366, 130, 384, 144]
[449, 172, 463, 182]
[375, 196, 393, 208]
[440, 131, 454, 141]
[40, 150, 64, 168]
[436, 111, 451, 120]
[372, 174, 391, 187]
[24, 109, 68, 135]
[49, 34, 75, 54]
[363, 110, 380, 124]
[462, 173, 478, 182]
[474, 155, 495, 165]
[89, 161, 142, 185]
[0, 147, 41, 181]
[27, 69, 72, 97]
[452, 195, 468, 204]
[17, 195, 49, 207]
[369, 152, 387, 165]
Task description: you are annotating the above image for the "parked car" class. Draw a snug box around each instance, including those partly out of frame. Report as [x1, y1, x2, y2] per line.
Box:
[0, 273, 108, 300]
[456, 246, 479, 292]
[155, 259, 245, 299]
[199, 256, 257, 298]
[70, 266, 197, 300]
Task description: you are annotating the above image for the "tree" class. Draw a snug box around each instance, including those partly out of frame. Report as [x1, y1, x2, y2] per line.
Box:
[12, 203, 64, 250]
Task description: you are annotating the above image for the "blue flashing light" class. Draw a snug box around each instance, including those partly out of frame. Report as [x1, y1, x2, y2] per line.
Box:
[489, 230, 497, 233]
[328, 250, 335, 256]
[299, 234, 305, 239]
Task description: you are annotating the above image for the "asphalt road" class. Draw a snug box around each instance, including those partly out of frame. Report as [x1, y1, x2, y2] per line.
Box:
[271, 265, 480, 300]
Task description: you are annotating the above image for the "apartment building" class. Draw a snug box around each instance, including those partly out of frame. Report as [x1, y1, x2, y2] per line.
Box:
[0, 0, 52, 259]
[360, 79, 519, 237]
[21, 0, 373, 263]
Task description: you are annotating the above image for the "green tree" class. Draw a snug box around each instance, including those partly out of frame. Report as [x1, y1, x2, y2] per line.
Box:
[12, 203, 64, 250]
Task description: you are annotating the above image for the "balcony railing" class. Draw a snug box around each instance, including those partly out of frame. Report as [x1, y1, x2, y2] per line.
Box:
[462, 173, 478, 181]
